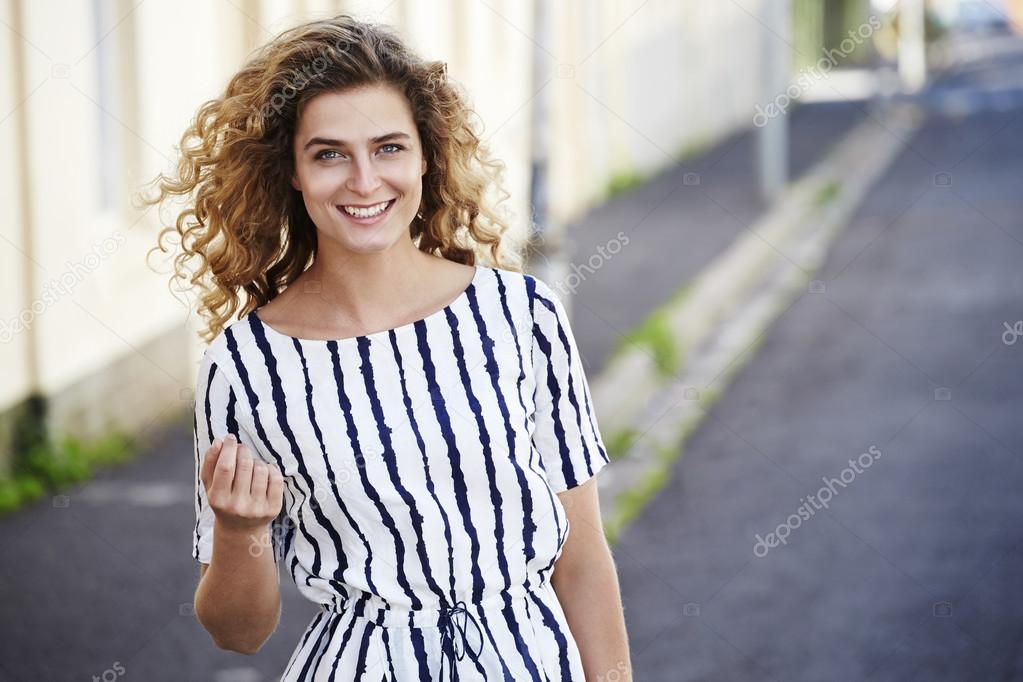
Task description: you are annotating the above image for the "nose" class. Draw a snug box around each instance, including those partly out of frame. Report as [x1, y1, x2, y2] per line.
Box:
[345, 152, 382, 196]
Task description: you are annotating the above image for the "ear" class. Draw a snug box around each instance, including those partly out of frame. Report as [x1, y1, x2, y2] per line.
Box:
[421, 156, 427, 176]
[290, 172, 301, 192]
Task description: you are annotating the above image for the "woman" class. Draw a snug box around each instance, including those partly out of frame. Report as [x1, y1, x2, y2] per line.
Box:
[146, 14, 631, 681]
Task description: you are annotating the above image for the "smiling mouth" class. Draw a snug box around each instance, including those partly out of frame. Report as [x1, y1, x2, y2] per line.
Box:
[337, 199, 396, 219]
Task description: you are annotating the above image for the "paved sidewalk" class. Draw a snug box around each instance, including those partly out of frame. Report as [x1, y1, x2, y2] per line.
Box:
[613, 70, 1023, 682]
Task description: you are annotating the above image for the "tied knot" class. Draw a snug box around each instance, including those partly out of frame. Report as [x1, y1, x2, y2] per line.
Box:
[438, 600, 483, 681]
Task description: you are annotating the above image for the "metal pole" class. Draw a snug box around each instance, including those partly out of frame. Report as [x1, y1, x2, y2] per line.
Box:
[758, 0, 791, 203]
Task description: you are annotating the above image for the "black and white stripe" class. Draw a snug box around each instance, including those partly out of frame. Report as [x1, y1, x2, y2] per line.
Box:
[191, 265, 609, 680]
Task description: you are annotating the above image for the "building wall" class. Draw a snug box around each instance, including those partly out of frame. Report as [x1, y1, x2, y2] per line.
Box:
[0, 0, 33, 424]
[0, 0, 779, 471]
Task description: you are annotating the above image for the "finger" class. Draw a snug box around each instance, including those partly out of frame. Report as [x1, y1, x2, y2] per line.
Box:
[267, 468, 285, 513]
[211, 435, 238, 497]
[200, 438, 223, 487]
[234, 444, 255, 497]
[250, 460, 270, 502]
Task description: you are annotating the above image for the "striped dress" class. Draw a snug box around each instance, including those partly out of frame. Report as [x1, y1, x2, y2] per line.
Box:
[192, 264, 610, 681]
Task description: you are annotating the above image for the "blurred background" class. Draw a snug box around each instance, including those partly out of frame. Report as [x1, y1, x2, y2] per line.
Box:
[1, 0, 1022, 680]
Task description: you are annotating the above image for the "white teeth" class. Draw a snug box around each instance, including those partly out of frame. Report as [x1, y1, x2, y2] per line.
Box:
[342, 200, 391, 218]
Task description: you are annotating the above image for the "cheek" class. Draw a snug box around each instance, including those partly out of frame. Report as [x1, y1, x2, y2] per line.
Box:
[299, 169, 341, 202]
[394, 164, 424, 195]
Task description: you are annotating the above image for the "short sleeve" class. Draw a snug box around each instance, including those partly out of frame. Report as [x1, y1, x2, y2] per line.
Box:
[529, 277, 611, 493]
[192, 351, 285, 566]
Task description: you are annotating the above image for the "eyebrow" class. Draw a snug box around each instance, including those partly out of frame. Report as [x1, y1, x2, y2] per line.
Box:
[303, 132, 411, 151]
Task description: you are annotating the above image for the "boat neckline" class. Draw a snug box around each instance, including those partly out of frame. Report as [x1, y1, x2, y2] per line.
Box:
[250, 264, 484, 344]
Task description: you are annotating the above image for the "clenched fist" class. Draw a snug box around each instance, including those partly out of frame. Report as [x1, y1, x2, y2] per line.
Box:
[200, 434, 284, 534]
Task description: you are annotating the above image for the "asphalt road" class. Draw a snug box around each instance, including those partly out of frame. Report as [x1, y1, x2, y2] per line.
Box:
[614, 86, 1023, 681]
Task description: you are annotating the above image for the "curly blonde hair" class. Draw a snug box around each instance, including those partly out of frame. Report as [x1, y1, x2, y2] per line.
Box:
[143, 14, 522, 342]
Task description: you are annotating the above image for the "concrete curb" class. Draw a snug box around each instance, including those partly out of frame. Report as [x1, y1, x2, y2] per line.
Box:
[594, 102, 927, 543]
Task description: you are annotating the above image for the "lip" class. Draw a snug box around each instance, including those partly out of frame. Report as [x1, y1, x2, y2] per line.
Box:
[335, 198, 396, 226]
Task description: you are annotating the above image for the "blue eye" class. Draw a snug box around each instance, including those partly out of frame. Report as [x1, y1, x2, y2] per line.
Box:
[315, 149, 342, 160]
[314, 145, 402, 160]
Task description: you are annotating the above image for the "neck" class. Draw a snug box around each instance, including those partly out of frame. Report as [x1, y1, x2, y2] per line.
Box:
[302, 241, 432, 326]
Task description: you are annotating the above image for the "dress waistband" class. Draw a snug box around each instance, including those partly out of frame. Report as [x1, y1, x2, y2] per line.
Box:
[319, 583, 550, 682]
[319, 581, 539, 629]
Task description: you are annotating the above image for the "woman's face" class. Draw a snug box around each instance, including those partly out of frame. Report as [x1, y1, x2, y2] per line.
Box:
[291, 83, 427, 255]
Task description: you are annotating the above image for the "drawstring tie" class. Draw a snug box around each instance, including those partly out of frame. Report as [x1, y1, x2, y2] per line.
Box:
[437, 600, 483, 681]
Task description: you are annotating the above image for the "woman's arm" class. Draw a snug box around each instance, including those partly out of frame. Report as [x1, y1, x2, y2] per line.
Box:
[194, 436, 284, 654]
[551, 477, 632, 680]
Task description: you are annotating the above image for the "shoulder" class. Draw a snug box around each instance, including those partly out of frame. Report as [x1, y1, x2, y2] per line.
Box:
[521, 271, 563, 317]
[481, 264, 559, 306]
[199, 314, 259, 377]
[478, 266, 567, 340]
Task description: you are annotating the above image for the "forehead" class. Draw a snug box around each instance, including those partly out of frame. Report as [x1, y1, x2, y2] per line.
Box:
[296, 84, 417, 142]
